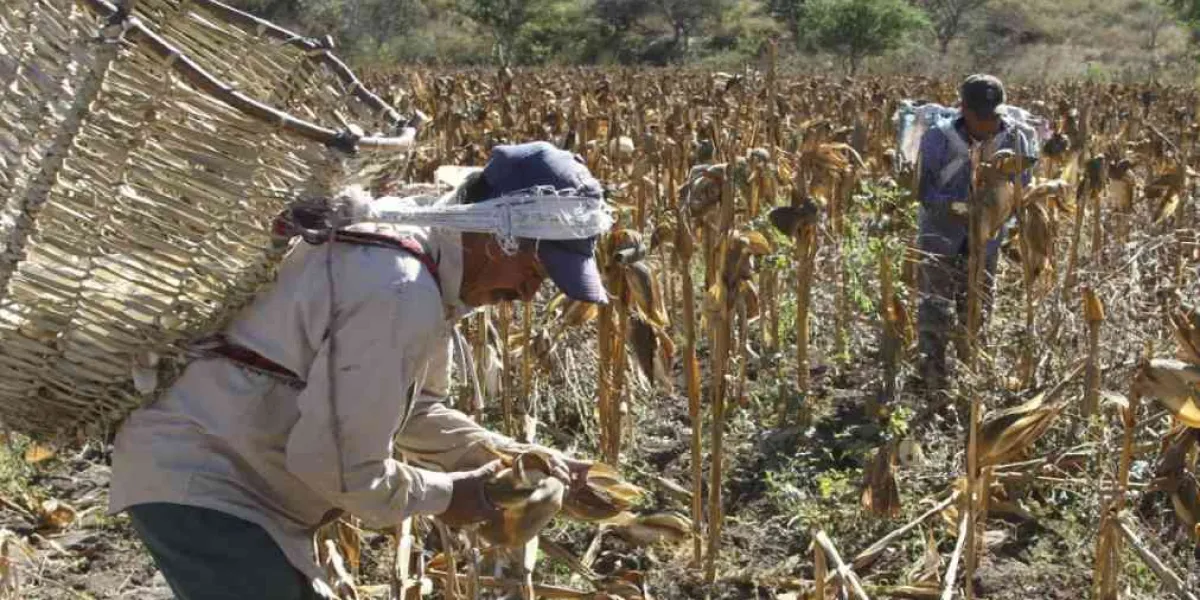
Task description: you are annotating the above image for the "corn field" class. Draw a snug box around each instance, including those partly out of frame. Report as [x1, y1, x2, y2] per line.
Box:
[280, 63, 1200, 600]
[3, 1, 1200, 597]
[15, 57, 1200, 597]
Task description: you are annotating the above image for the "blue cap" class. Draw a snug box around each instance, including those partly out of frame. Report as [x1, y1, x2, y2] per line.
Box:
[479, 142, 609, 304]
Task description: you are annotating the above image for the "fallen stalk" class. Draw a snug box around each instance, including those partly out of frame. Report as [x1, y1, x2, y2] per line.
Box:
[993, 447, 1095, 472]
[850, 490, 962, 574]
[814, 530, 870, 600]
[1115, 514, 1199, 600]
[992, 472, 1148, 489]
[538, 535, 599, 585]
[941, 505, 970, 600]
[864, 585, 942, 600]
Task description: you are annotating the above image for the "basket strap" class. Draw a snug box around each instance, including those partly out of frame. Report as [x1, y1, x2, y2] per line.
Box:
[198, 336, 304, 383]
[271, 207, 443, 296]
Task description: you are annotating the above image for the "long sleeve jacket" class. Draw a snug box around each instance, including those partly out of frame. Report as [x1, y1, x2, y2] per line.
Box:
[916, 116, 1036, 257]
[109, 210, 520, 588]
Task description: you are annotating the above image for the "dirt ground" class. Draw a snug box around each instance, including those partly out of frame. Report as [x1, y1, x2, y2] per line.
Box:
[0, 351, 1167, 600]
[0, 443, 170, 599]
[0, 274, 1190, 600]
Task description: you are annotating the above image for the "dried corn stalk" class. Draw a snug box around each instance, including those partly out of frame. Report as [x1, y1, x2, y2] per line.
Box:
[770, 194, 821, 423]
[1082, 288, 1105, 417]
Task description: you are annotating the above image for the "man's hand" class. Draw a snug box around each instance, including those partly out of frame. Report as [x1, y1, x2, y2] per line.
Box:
[535, 447, 592, 492]
[441, 461, 504, 527]
[945, 200, 971, 228]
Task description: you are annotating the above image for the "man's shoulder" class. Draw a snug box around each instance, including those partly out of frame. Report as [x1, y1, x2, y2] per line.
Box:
[367, 260, 446, 343]
[919, 121, 956, 146]
[325, 235, 446, 320]
[917, 124, 952, 163]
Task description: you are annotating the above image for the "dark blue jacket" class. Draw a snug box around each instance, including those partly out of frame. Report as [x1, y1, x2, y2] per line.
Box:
[916, 117, 1035, 258]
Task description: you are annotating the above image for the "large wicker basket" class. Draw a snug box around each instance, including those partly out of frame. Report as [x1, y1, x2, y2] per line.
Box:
[0, 0, 416, 439]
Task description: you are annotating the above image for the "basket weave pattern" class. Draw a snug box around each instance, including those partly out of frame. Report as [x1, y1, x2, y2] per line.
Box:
[0, 0, 404, 438]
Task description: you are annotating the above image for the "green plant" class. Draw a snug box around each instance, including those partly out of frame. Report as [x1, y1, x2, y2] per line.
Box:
[803, 0, 931, 74]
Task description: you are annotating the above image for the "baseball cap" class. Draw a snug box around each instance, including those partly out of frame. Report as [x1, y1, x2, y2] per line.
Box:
[960, 74, 1005, 118]
[475, 141, 609, 305]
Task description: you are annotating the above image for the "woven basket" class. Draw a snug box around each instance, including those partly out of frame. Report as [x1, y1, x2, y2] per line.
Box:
[0, 0, 416, 439]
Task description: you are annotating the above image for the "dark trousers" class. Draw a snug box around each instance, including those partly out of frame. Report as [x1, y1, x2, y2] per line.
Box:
[128, 503, 323, 600]
[916, 250, 997, 387]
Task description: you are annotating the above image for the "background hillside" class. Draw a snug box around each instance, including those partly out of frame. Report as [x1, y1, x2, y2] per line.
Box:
[227, 0, 1198, 82]
[941, 0, 1195, 81]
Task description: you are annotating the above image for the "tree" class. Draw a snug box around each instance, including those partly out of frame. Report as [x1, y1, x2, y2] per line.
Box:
[594, 0, 654, 36]
[709, 0, 785, 54]
[766, 0, 807, 49]
[512, 0, 598, 64]
[227, 0, 303, 24]
[590, 0, 655, 62]
[457, 0, 534, 65]
[805, 0, 929, 75]
[918, 0, 990, 55]
[227, 0, 424, 58]
[654, 0, 729, 53]
[1145, 0, 1175, 53]
[1169, 0, 1200, 20]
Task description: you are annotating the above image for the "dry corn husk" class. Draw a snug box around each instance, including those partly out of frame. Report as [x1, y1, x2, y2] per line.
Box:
[1026, 178, 1070, 206]
[565, 472, 645, 523]
[1146, 164, 1187, 224]
[977, 149, 1023, 239]
[1134, 359, 1200, 427]
[36, 498, 75, 531]
[1107, 161, 1137, 211]
[1018, 200, 1055, 280]
[625, 261, 667, 328]
[1172, 475, 1200, 538]
[1155, 425, 1198, 479]
[978, 393, 1065, 467]
[741, 231, 772, 256]
[560, 299, 600, 329]
[1082, 288, 1105, 323]
[22, 443, 55, 465]
[1171, 304, 1200, 365]
[481, 453, 567, 547]
[611, 511, 692, 546]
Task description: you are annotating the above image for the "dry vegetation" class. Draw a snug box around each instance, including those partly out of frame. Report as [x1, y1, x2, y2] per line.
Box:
[880, 0, 1197, 83]
[370, 63, 1200, 599]
[3, 61, 1200, 599]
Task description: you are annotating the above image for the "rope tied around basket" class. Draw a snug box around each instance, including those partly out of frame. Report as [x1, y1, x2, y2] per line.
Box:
[98, 0, 137, 42]
[326, 125, 364, 155]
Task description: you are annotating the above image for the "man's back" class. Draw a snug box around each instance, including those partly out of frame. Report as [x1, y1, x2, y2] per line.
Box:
[110, 230, 450, 582]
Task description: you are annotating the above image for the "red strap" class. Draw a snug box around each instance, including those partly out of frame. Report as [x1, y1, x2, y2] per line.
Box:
[204, 336, 302, 381]
[332, 230, 442, 294]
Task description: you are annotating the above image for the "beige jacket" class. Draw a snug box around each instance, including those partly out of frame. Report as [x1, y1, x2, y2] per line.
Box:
[108, 215, 518, 585]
